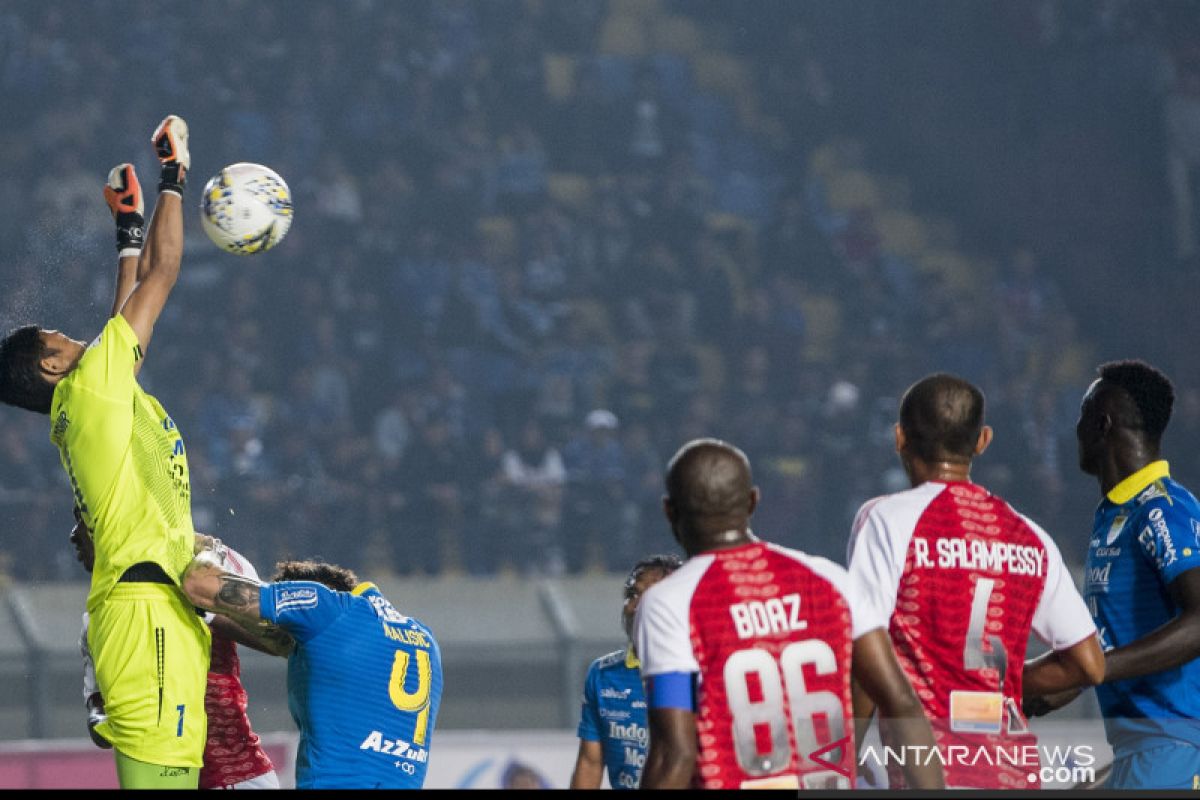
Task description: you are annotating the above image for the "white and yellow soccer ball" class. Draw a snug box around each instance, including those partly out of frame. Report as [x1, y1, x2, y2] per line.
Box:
[200, 163, 293, 255]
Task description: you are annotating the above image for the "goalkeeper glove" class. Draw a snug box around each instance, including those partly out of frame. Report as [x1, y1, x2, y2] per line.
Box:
[85, 692, 112, 749]
[152, 114, 190, 195]
[103, 163, 144, 257]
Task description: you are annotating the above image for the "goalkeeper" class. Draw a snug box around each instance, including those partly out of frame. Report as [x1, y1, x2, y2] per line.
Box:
[0, 115, 210, 788]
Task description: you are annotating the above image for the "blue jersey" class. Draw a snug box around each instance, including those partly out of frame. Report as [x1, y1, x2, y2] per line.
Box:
[577, 648, 648, 790]
[260, 581, 443, 789]
[1085, 461, 1200, 756]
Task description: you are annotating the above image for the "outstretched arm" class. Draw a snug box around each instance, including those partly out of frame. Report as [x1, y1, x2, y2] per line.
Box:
[117, 115, 189, 353]
[103, 164, 146, 319]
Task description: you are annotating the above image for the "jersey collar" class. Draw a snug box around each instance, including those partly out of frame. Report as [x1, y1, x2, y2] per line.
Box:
[350, 582, 377, 596]
[624, 645, 640, 669]
[1106, 460, 1170, 506]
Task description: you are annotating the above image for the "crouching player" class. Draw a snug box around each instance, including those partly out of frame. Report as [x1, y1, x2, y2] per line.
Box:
[181, 551, 443, 789]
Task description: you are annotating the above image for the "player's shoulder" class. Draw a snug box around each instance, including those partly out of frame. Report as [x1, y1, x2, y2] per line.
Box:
[854, 483, 947, 528]
[640, 554, 716, 612]
[1138, 478, 1200, 520]
[593, 648, 628, 672]
[762, 542, 850, 595]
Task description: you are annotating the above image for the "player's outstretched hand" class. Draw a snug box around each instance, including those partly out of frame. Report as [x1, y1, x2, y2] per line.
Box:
[152, 114, 190, 193]
[103, 164, 145, 254]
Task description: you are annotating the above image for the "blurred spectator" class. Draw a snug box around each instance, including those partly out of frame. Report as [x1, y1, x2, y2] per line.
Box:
[499, 419, 566, 575]
[561, 410, 627, 573]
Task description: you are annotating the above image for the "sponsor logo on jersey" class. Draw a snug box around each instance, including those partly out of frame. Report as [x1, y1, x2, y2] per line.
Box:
[607, 720, 648, 747]
[601, 687, 633, 700]
[623, 745, 646, 768]
[368, 594, 410, 625]
[631, 699, 646, 709]
[1106, 515, 1127, 546]
[1094, 547, 1121, 558]
[599, 708, 631, 720]
[359, 730, 428, 763]
[1136, 484, 1167, 505]
[276, 587, 318, 611]
[1086, 563, 1112, 593]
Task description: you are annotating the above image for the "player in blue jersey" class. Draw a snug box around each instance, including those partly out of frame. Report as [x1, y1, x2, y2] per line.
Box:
[570, 554, 682, 789]
[181, 551, 443, 789]
[1030, 360, 1200, 789]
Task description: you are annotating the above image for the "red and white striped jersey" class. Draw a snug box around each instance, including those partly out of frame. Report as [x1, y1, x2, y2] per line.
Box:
[634, 540, 882, 790]
[199, 548, 276, 790]
[847, 480, 1095, 789]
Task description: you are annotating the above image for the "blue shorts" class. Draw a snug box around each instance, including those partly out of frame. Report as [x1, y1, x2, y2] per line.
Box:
[1109, 742, 1200, 790]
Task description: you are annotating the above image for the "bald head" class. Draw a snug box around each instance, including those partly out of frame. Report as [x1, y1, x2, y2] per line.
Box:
[665, 438, 755, 537]
[899, 373, 985, 463]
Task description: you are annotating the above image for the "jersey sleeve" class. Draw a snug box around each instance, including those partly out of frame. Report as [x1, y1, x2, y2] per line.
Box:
[1136, 500, 1200, 585]
[633, 581, 699, 678]
[69, 315, 142, 401]
[845, 503, 901, 637]
[259, 580, 349, 643]
[1025, 517, 1097, 650]
[576, 661, 602, 742]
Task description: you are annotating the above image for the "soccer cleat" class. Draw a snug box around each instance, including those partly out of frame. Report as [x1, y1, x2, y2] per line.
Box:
[152, 114, 190, 193]
[104, 163, 145, 253]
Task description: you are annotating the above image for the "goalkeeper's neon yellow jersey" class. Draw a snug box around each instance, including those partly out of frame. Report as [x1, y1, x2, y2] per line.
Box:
[50, 314, 195, 614]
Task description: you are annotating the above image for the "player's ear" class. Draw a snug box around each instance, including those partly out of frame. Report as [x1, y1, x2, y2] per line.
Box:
[893, 423, 906, 454]
[662, 495, 677, 525]
[974, 425, 993, 456]
[39, 350, 69, 380]
[747, 486, 759, 517]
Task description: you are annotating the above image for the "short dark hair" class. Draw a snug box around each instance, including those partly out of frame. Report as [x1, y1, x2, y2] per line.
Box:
[898, 373, 985, 462]
[272, 559, 358, 591]
[624, 553, 683, 598]
[1098, 360, 1175, 442]
[0, 325, 54, 414]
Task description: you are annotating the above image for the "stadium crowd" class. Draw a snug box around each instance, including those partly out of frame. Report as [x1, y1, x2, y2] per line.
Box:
[0, 0, 1195, 580]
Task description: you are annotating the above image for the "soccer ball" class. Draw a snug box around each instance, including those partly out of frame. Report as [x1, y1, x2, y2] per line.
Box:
[200, 163, 293, 255]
